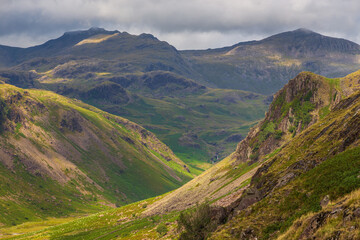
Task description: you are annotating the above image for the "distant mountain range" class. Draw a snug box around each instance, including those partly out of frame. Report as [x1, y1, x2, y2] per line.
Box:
[1, 28, 360, 94]
[182, 28, 360, 94]
[0, 27, 359, 168]
[0, 28, 269, 168]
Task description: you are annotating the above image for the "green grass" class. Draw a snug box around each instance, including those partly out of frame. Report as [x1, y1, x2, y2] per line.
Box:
[39, 71, 268, 171]
[211, 90, 360, 239]
[0, 195, 182, 240]
[0, 84, 196, 228]
[260, 146, 360, 238]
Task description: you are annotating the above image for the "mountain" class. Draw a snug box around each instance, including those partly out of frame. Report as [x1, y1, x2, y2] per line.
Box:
[0, 28, 269, 169]
[0, 83, 194, 227]
[1, 27, 359, 169]
[182, 28, 360, 94]
[143, 71, 346, 215]
[1, 27, 198, 80]
[0, 28, 118, 68]
[9, 69, 359, 239]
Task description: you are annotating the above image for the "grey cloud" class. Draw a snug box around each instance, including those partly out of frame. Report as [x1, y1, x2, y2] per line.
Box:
[0, 0, 360, 49]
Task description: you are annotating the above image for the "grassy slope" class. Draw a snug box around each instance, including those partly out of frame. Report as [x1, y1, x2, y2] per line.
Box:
[34, 67, 268, 171]
[0, 31, 269, 171]
[208, 89, 360, 238]
[121, 89, 267, 171]
[0, 194, 182, 240]
[278, 184, 360, 239]
[0, 150, 280, 239]
[2, 71, 359, 239]
[0, 83, 194, 228]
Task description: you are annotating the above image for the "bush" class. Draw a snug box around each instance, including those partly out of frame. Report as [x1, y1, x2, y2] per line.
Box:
[274, 130, 283, 140]
[156, 223, 168, 236]
[177, 202, 222, 240]
[288, 126, 296, 133]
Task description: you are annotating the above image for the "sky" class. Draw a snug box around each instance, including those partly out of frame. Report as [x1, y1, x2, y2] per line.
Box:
[1, 0, 360, 50]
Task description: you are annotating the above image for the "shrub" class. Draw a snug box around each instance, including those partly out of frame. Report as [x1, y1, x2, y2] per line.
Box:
[274, 130, 283, 140]
[288, 126, 296, 133]
[177, 202, 221, 240]
[156, 223, 168, 236]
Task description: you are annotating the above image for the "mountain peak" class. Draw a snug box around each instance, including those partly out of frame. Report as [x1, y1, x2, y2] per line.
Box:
[88, 27, 105, 32]
[63, 27, 119, 36]
[263, 28, 320, 41]
[293, 28, 315, 34]
[259, 28, 360, 56]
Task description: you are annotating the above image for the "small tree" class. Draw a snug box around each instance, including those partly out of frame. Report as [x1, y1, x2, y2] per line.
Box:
[177, 202, 219, 240]
[156, 223, 168, 236]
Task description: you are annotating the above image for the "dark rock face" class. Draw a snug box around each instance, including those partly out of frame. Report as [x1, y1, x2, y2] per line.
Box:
[81, 82, 130, 104]
[301, 211, 331, 238]
[60, 111, 83, 133]
[230, 187, 262, 213]
[225, 134, 243, 143]
[141, 71, 206, 95]
[122, 136, 135, 145]
[179, 132, 201, 149]
[232, 72, 341, 165]
[0, 70, 40, 88]
[0, 98, 8, 133]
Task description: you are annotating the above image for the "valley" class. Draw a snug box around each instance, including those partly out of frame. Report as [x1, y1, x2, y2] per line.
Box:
[2, 69, 359, 239]
[0, 26, 359, 240]
[0, 84, 193, 227]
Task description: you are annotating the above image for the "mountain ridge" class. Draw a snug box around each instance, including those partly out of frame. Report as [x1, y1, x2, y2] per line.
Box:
[0, 27, 359, 171]
[7, 69, 360, 239]
[182, 28, 360, 94]
[0, 82, 194, 227]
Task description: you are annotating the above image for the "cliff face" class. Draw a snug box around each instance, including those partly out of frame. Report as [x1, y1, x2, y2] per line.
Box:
[209, 73, 360, 239]
[233, 72, 343, 164]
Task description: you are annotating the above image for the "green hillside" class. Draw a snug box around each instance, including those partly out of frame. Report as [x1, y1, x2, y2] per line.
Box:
[6, 70, 359, 239]
[4, 27, 360, 169]
[1, 68, 268, 171]
[0, 83, 193, 228]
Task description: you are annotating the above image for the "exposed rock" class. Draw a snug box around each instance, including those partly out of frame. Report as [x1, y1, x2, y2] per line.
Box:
[321, 195, 330, 207]
[300, 211, 331, 239]
[58, 110, 84, 133]
[230, 187, 262, 213]
[233, 72, 341, 165]
[121, 136, 134, 145]
[225, 134, 243, 143]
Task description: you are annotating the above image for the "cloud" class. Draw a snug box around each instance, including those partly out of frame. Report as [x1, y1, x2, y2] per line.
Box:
[1, 0, 360, 49]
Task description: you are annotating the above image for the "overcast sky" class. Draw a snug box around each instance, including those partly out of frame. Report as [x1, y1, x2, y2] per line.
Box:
[1, 0, 360, 50]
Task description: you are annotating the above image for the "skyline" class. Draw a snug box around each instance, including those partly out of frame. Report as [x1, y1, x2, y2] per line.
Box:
[1, 0, 360, 50]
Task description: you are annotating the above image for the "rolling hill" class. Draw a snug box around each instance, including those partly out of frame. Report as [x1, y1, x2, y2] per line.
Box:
[0, 27, 270, 169]
[7, 69, 359, 239]
[1, 28, 359, 170]
[0, 83, 194, 227]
